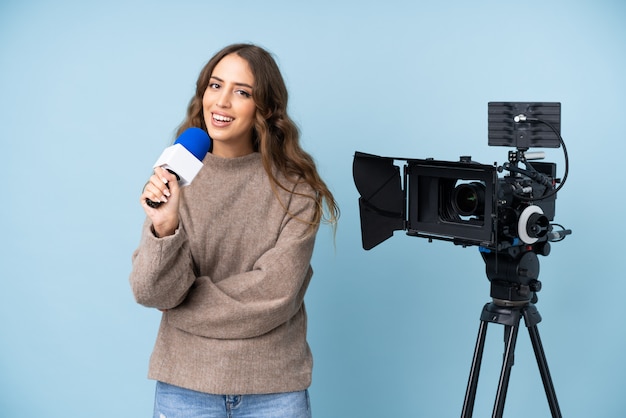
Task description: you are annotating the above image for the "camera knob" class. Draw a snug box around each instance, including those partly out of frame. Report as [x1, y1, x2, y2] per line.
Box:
[530, 280, 542, 292]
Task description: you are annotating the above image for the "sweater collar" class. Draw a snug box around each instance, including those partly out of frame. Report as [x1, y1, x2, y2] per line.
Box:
[203, 151, 261, 169]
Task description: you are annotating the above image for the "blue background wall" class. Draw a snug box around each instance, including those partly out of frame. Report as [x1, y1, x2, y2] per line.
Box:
[2, 0, 624, 416]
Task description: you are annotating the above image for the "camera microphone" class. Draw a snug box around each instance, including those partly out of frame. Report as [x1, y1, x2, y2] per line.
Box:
[523, 151, 546, 161]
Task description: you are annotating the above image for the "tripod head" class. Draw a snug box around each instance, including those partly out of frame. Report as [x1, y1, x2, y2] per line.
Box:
[481, 245, 543, 307]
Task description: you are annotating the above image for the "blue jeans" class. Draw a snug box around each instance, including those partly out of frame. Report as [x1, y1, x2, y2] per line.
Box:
[153, 381, 312, 418]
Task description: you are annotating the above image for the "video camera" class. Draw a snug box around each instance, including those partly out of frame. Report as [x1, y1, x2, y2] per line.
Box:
[353, 102, 571, 305]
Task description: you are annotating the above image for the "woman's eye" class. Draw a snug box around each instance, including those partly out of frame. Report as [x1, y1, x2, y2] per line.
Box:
[209, 83, 220, 89]
[236, 90, 252, 98]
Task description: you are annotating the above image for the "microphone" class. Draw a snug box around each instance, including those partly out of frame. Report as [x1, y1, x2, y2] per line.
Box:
[145, 127, 211, 208]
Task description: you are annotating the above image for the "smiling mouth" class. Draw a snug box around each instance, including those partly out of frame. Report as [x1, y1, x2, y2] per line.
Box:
[213, 113, 233, 122]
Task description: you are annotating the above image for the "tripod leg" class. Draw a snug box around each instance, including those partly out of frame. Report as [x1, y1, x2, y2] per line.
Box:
[527, 325, 562, 418]
[462, 319, 489, 418]
[492, 321, 521, 418]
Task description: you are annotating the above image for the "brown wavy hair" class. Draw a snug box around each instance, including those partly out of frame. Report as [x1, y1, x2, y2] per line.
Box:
[176, 43, 339, 229]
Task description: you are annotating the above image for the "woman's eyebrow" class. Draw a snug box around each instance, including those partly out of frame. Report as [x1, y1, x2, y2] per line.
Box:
[210, 75, 253, 89]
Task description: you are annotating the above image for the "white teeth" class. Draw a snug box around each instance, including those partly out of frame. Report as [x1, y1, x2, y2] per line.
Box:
[213, 114, 233, 122]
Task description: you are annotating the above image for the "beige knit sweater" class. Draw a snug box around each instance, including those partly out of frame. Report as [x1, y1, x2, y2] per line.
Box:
[129, 151, 318, 395]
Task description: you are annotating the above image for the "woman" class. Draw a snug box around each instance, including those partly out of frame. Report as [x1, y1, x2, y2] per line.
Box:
[130, 43, 339, 417]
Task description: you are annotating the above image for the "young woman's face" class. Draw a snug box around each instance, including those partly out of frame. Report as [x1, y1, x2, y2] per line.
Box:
[203, 53, 257, 157]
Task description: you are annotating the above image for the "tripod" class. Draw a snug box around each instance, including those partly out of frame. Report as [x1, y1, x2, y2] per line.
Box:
[461, 249, 562, 418]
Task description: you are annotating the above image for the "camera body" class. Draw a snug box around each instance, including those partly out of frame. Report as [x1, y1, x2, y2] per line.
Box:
[405, 154, 556, 251]
[353, 102, 570, 305]
[353, 152, 555, 251]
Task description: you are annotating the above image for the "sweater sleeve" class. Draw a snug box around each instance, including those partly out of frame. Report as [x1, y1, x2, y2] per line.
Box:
[128, 219, 197, 310]
[165, 185, 318, 340]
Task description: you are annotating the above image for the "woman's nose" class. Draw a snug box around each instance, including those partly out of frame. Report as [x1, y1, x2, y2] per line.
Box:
[216, 90, 231, 108]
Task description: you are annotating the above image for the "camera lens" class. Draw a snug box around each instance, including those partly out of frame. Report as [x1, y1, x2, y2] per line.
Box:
[452, 182, 485, 216]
